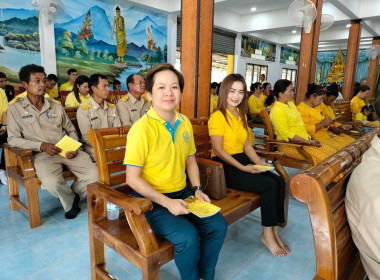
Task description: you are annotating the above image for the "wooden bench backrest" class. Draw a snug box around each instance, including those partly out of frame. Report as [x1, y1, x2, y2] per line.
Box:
[107, 90, 128, 104]
[290, 130, 377, 280]
[259, 109, 275, 139]
[332, 101, 352, 122]
[87, 126, 130, 186]
[191, 118, 212, 159]
[59, 91, 72, 106]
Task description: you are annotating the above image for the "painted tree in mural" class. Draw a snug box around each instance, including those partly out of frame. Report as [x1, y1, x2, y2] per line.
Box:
[141, 53, 149, 70]
[58, 31, 74, 56]
[163, 44, 167, 61]
[155, 47, 163, 64]
[73, 38, 88, 56]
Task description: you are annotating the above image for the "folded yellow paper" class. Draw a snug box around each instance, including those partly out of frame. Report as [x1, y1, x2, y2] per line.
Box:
[251, 164, 274, 171]
[55, 135, 82, 158]
[184, 196, 221, 218]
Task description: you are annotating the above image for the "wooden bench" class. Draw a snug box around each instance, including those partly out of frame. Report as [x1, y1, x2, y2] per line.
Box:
[59, 90, 72, 106]
[4, 107, 80, 228]
[332, 101, 364, 136]
[289, 129, 378, 280]
[86, 124, 290, 280]
[107, 90, 128, 104]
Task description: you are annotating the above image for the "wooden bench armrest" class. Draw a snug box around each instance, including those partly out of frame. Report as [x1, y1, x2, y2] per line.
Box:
[4, 144, 33, 157]
[265, 139, 313, 147]
[256, 151, 285, 160]
[196, 157, 223, 168]
[87, 182, 153, 215]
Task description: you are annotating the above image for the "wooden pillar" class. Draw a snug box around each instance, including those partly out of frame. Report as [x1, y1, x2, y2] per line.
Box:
[180, 0, 214, 118]
[366, 37, 380, 99]
[295, 0, 323, 104]
[342, 20, 362, 100]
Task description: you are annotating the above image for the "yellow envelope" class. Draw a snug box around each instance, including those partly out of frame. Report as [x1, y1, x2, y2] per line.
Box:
[184, 196, 221, 218]
[55, 135, 82, 158]
[251, 164, 274, 171]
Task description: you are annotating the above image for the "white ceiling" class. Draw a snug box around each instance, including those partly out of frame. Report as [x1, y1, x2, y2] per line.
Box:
[129, 0, 380, 51]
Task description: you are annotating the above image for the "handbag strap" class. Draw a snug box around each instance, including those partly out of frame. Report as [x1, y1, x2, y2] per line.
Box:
[203, 167, 212, 191]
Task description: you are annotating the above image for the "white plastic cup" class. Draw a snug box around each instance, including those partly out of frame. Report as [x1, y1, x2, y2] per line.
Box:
[107, 202, 119, 220]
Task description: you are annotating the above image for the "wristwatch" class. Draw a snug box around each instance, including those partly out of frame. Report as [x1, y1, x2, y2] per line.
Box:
[192, 185, 204, 192]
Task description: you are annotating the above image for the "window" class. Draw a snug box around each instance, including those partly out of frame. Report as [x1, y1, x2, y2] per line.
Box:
[281, 68, 297, 85]
[245, 64, 268, 86]
[211, 52, 228, 82]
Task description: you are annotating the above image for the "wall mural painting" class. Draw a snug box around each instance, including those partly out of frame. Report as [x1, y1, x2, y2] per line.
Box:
[280, 47, 299, 66]
[240, 35, 276, 62]
[54, 1, 168, 88]
[0, 1, 41, 84]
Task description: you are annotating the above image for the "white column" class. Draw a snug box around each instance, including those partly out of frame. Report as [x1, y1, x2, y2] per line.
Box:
[167, 13, 177, 66]
[233, 33, 242, 73]
[38, 12, 57, 75]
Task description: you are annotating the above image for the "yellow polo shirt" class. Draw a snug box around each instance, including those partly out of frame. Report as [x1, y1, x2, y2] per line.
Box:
[59, 81, 74, 92]
[123, 107, 196, 193]
[350, 96, 366, 120]
[47, 87, 58, 99]
[270, 101, 310, 141]
[0, 88, 8, 124]
[297, 102, 330, 139]
[316, 102, 341, 127]
[259, 93, 267, 103]
[208, 109, 248, 157]
[210, 94, 218, 114]
[248, 94, 265, 115]
[355, 112, 367, 122]
[64, 92, 91, 107]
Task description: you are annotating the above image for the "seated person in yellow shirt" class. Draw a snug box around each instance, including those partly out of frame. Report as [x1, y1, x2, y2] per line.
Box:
[261, 82, 271, 103]
[124, 63, 227, 280]
[350, 85, 369, 120]
[65, 75, 91, 107]
[59, 68, 78, 92]
[355, 104, 380, 132]
[46, 74, 58, 99]
[297, 84, 354, 151]
[248, 82, 264, 123]
[209, 73, 288, 257]
[209, 82, 219, 114]
[270, 79, 336, 165]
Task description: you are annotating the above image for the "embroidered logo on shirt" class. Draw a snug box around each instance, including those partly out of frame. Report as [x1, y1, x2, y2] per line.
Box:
[183, 131, 190, 143]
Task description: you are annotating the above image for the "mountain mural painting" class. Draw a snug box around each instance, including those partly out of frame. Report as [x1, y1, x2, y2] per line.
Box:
[54, 2, 168, 88]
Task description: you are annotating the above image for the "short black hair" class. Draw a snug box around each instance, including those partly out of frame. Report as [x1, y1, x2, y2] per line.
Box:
[263, 82, 271, 90]
[250, 82, 261, 92]
[145, 63, 184, 93]
[67, 68, 77, 75]
[113, 79, 121, 86]
[326, 86, 338, 97]
[210, 82, 218, 89]
[89, 73, 108, 91]
[19, 64, 45, 83]
[305, 83, 325, 99]
[0, 72, 6, 79]
[46, 73, 58, 82]
[126, 74, 135, 91]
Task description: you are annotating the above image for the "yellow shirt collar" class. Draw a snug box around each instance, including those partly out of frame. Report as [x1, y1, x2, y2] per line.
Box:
[146, 107, 184, 124]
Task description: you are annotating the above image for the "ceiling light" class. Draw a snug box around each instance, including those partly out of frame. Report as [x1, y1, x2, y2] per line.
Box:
[346, 24, 351, 28]
[292, 30, 297, 33]
[250, 7, 256, 11]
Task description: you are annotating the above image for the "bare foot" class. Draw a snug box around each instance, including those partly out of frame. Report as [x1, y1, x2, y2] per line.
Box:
[261, 233, 287, 257]
[274, 228, 290, 253]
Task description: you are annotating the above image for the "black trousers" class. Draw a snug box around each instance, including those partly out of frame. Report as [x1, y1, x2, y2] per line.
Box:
[0, 126, 7, 170]
[213, 153, 286, 227]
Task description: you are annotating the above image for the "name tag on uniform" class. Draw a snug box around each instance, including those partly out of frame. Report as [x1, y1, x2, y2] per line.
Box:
[131, 109, 137, 112]
[22, 115, 33, 119]
[91, 116, 98, 121]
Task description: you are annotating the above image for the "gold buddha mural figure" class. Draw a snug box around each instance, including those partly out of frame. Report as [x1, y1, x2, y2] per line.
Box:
[325, 49, 345, 83]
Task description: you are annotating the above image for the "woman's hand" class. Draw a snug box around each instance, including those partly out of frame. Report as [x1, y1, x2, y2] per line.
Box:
[164, 198, 189, 216]
[195, 190, 210, 203]
[255, 161, 271, 167]
[241, 164, 266, 174]
[309, 139, 322, 147]
[320, 117, 334, 128]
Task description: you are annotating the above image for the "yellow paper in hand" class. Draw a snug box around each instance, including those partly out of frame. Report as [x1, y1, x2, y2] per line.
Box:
[251, 164, 274, 171]
[55, 135, 82, 158]
[184, 196, 221, 218]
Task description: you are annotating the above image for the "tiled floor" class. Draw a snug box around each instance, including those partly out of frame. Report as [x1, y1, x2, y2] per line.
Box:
[0, 167, 316, 280]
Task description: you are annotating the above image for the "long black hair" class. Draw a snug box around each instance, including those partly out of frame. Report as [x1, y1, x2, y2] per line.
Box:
[73, 75, 90, 103]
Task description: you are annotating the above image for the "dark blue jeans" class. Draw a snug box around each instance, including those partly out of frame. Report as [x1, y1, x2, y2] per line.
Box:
[132, 187, 227, 280]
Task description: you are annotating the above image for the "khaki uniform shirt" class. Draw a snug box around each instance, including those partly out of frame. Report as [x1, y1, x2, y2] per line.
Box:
[116, 93, 150, 126]
[77, 97, 121, 159]
[7, 95, 78, 151]
[346, 135, 380, 280]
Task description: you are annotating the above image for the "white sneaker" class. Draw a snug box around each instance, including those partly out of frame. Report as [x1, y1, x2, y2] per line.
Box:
[0, 170, 7, 185]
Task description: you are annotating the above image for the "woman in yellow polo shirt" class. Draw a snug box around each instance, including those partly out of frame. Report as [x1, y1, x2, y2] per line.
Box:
[124, 63, 227, 280]
[248, 82, 265, 123]
[270, 79, 337, 165]
[350, 85, 369, 120]
[64, 75, 91, 107]
[209, 73, 288, 257]
[297, 84, 355, 151]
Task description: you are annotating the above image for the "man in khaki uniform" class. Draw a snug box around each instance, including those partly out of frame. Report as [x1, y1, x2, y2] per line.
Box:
[116, 74, 150, 126]
[7, 64, 98, 219]
[77, 74, 121, 161]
